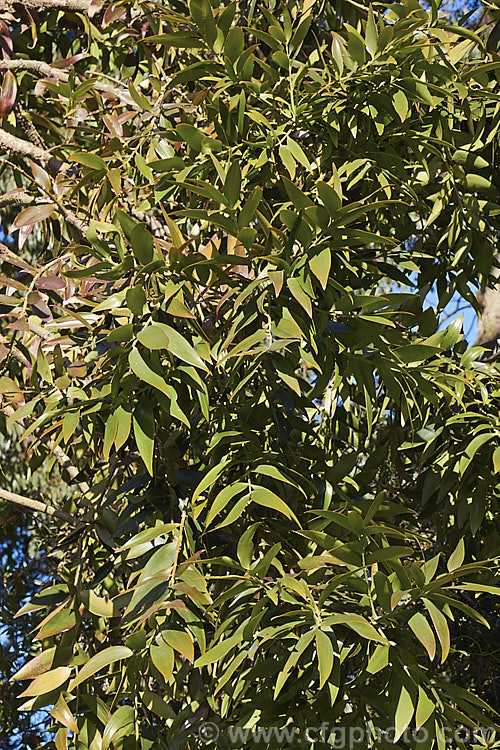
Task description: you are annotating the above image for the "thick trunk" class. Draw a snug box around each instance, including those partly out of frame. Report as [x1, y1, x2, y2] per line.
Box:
[475, 266, 500, 347]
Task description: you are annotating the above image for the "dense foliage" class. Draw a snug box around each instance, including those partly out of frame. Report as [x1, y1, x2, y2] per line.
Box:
[0, 0, 499, 747]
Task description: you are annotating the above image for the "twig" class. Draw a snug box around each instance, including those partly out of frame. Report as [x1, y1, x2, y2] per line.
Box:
[170, 509, 187, 585]
[0, 334, 30, 367]
[0, 188, 88, 233]
[0, 487, 82, 526]
[13, 105, 46, 149]
[50, 444, 90, 494]
[2, 403, 90, 494]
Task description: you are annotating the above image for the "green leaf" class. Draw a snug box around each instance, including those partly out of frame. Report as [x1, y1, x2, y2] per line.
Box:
[176, 123, 205, 152]
[192, 460, 231, 504]
[19, 667, 71, 697]
[224, 162, 241, 207]
[325, 614, 388, 644]
[365, 5, 378, 57]
[121, 523, 177, 551]
[102, 706, 135, 750]
[127, 80, 153, 112]
[281, 175, 315, 210]
[70, 152, 106, 170]
[103, 411, 118, 460]
[130, 223, 154, 265]
[462, 174, 492, 192]
[393, 89, 408, 122]
[137, 323, 209, 371]
[69, 647, 133, 690]
[212, 493, 251, 530]
[279, 145, 296, 179]
[205, 482, 248, 527]
[237, 522, 260, 568]
[144, 33, 205, 48]
[442, 24, 485, 49]
[12, 648, 56, 681]
[36, 609, 76, 639]
[142, 690, 175, 718]
[129, 349, 170, 397]
[366, 644, 389, 674]
[447, 537, 465, 572]
[115, 209, 137, 240]
[366, 546, 413, 564]
[345, 24, 366, 65]
[126, 286, 146, 315]
[286, 136, 310, 170]
[161, 630, 194, 663]
[395, 344, 442, 364]
[133, 398, 155, 476]
[50, 696, 78, 733]
[137, 324, 170, 350]
[309, 247, 331, 290]
[80, 591, 118, 618]
[274, 630, 315, 699]
[422, 598, 450, 663]
[452, 150, 490, 170]
[194, 634, 242, 668]
[239, 186, 263, 227]
[459, 433, 496, 475]
[394, 685, 414, 741]
[114, 405, 131, 451]
[317, 180, 342, 214]
[315, 629, 335, 689]
[253, 464, 304, 494]
[408, 612, 436, 660]
[451, 582, 500, 595]
[415, 686, 435, 728]
[251, 485, 300, 526]
[224, 27, 244, 63]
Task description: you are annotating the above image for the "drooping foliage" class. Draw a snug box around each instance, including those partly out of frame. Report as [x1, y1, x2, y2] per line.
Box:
[0, 0, 499, 748]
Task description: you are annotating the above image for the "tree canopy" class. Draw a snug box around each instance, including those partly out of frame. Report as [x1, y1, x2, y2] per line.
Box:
[0, 0, 499, 747]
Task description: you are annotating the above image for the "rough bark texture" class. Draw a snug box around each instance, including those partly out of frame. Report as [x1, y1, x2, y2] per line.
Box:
[475, 264, 500, 347]
[0, 0, 91, 11]
[0, 127, 65, 174]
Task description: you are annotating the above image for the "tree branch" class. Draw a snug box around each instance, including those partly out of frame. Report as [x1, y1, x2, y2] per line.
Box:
[0, 334, 30, 367]
[50, 444, 90, 493]
[0, 0, 92, 12]
[0, 189, 37, 209]
[0, 189, 88, 233]
[0, 127, 65, 174]
[2, 403, 90, 494]
[0, 59, 69, 79]
[0, 487, 82, 526]
[0, 59, 140, 110]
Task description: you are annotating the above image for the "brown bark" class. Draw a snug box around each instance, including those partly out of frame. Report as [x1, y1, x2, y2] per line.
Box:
[0, 190, 38, 209]
[0, 0, 91, 11]
[475, 265, 500, 347]
[0, 127, 65, 174]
